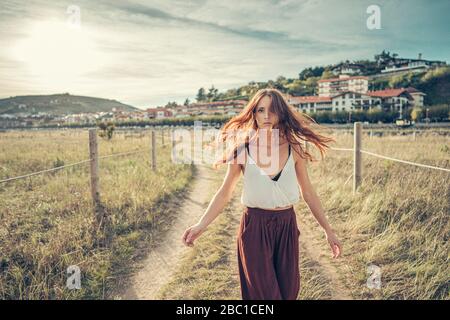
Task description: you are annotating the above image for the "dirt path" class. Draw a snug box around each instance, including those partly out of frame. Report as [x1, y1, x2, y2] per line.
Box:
[121, 164, 215, 299]
[119, 162, 352, 300]
[297, 214, 353, 300]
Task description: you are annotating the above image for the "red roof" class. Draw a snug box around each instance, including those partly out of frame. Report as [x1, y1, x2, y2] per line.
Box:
[318, 76, 368, 83]
[367, 88, 407, 98]
[290, 96, 332, 103]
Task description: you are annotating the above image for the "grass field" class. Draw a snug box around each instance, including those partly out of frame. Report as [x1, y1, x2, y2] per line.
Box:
[327, 131, 449, 299]
[158, 129, 449, 300]
[0, 128, 448, 299]
[0, 129, 193, 299]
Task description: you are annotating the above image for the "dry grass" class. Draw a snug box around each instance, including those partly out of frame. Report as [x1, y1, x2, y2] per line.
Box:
[159, 129, 449, 300]
[0, 129, 193, 299]
[310, 129, 449, 299]
[1, 128, 448, 300]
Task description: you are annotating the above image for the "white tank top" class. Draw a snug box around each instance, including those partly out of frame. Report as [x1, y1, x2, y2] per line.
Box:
[240, 144, 301, 209]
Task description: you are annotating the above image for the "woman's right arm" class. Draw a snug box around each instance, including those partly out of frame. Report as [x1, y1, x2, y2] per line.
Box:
[182, 162, 242, 247]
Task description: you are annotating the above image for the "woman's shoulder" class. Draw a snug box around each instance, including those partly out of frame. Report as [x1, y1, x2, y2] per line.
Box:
[290, 141, 306, 164]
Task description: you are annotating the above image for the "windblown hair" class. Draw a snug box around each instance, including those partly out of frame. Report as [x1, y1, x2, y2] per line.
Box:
[212, 88, 335, 169]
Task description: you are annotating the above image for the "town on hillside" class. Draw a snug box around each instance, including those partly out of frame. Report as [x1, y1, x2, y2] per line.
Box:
[0, 51, 447, 128]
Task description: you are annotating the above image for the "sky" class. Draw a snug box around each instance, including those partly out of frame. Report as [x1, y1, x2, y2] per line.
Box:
[1, 0, 449, 109]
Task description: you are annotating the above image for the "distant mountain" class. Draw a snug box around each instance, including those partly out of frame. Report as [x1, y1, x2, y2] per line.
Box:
[0, 93, 139, 115]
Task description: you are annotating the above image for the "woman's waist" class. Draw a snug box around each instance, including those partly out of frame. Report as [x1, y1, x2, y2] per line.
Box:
[244, 205, 295, 217]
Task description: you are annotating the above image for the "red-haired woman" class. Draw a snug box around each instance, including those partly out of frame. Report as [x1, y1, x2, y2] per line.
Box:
[182, 88, 342, 300]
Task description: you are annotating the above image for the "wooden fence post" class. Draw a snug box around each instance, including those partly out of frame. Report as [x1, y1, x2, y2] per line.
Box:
[151, 130, 156, 171]
[161, 129, 164, 145]
[88, 129, 101, 224]
[353, 122, 362, 194]
[171, 129, 176, 161]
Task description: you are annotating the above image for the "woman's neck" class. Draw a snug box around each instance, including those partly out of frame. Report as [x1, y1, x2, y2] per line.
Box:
[252, 132, 287, 147]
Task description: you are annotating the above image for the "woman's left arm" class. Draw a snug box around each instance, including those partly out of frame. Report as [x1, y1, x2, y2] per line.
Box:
[292, 144, 342, 259]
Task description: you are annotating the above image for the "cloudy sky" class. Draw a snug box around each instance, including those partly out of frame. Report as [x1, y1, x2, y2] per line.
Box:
[1, 0, 449, 109]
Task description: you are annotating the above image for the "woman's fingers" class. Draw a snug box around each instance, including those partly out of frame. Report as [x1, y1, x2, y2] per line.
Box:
[182, 228, 192, 246]
[329, 240, 341, 258]
[332, 242, 342, 258]
[182, 227, 198, 247]
[186, 231, 194, 246]
[337, 243, 342, 257]
[182, 225, 205, 247]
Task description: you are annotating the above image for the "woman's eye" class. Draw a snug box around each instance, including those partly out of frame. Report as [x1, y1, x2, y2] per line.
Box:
[258, 109, 264, 113]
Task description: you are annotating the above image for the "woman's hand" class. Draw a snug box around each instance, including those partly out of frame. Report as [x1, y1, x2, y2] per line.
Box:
[325, 230, 342, 259]
[182, 223, 207, 247]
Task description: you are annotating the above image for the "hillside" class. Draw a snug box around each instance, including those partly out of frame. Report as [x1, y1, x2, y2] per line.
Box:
[0, 93, 138, 115]
[370, 67, 450, 105]
[205, 55, 449, 106]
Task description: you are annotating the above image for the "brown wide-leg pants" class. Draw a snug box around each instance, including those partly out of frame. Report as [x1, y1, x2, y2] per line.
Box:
[237, 206, 300, 300]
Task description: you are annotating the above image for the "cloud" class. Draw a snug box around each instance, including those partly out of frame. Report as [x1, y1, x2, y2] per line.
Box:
[0, 0, 448, 107]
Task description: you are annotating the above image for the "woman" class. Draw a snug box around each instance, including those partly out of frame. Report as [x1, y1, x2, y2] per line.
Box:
[181, 88, 342, 300]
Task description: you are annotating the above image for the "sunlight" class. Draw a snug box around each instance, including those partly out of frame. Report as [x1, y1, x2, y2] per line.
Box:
[10, 19, 106, 87]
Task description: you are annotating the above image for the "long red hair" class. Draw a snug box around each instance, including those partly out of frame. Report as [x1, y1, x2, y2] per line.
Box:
[212, 88, 335, 168]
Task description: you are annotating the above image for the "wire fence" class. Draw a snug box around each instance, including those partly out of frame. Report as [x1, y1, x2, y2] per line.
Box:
[1, 124, 448, 189]
[359, 149, 450, 173]
[330, 122, 449, 194]
[0, 129, 172, 228]
[0, 130, 168, 185]
[328, 147, 450, 172]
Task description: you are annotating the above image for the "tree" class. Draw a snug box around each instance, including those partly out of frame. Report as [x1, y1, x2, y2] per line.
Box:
[97, 121, 115, 140]
[275, 76, 287, 87]
[374, 50, 392, 65]
[410, 108, 422, 122]
[184, 98, 190, 106]
[196, 88, 206, 102]
[299, 66, 325, 80]
[206, 85, 219, 102]
[165, 101, 178, 108]
[321, 70, 334, 79]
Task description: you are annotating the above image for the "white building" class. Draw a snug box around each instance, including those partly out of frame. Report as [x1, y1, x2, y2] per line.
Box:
[288, 96, 332, 113]
[381, 60, 431, 74]
[330, 92, 381, 112]
[368, 88, 414, 112]
[381, 54, 446, 74]
[331, 63, 363, 76]
[290, 88, 415, 114]
[405, 87, 426, 108]
[318, 75, 369, 97]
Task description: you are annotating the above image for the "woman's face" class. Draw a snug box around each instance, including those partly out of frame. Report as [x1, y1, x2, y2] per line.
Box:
[254, 95, 278, 129]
